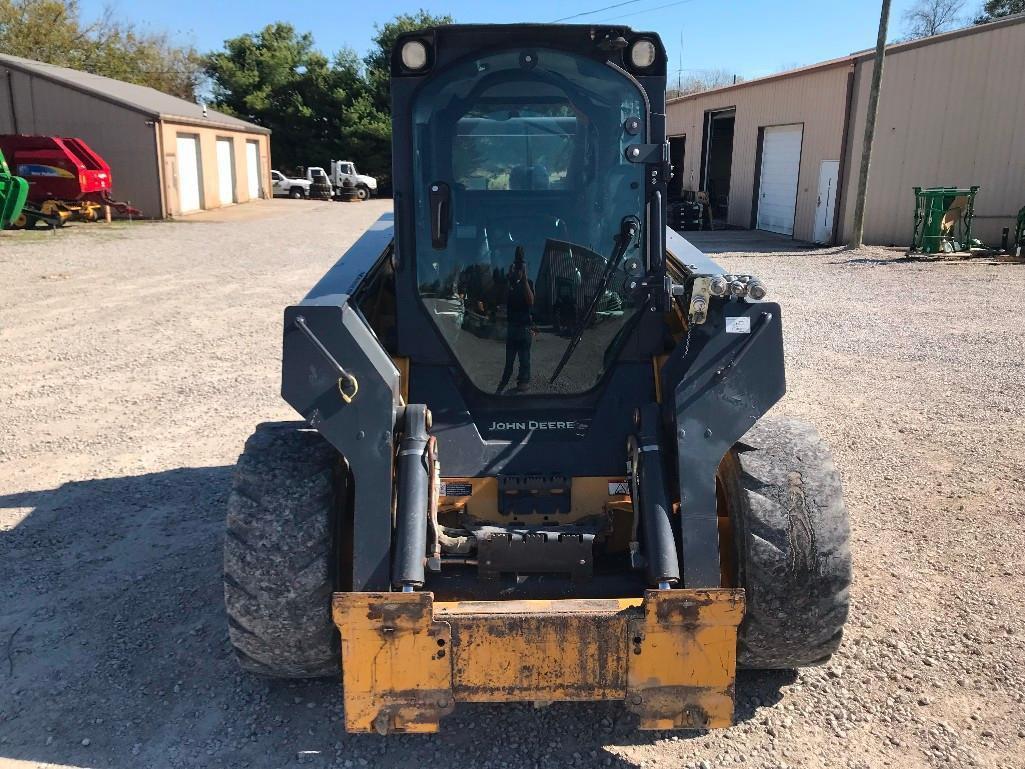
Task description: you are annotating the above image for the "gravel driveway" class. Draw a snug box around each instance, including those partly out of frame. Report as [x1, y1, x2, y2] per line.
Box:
[1, 200, 1023, 769]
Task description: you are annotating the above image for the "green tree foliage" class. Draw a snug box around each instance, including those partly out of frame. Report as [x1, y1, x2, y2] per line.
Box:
[0, 0, 203, 99]
[974, 0, 1025, 22]
[204, 23, 365, 172]
[348, 10, 454, 190]
[204, 11, 453, 190]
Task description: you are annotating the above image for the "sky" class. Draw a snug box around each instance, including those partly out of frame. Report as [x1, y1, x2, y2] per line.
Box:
[79, 0, 974, 84]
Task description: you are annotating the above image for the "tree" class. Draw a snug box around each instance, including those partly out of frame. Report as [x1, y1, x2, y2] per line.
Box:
[204, 23, 365, 172]
[0, 0, 203, 99]
[666, 69, 744, 99]
[351, 10, 454, 189]
[204, 11, 453, 190]
[900, 0, 965, 39]
[974, 0, 1025, 22]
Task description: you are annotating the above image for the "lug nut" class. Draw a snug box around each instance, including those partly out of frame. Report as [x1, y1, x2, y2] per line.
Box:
[709, 276, 728, 296]
[728, 280, 747, 298]
[747, 280, 767, 300]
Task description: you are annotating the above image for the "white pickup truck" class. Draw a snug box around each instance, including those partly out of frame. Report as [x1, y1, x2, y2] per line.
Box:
[304, 161, 378, 200]
[271, 170, 312, 199]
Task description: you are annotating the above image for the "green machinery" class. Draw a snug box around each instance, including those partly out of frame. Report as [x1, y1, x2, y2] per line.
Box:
[910, 186, 980, 255]
[0, 148, 29, 230]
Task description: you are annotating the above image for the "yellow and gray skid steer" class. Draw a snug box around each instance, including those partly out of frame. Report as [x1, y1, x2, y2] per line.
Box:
[224, 23, 851, 735]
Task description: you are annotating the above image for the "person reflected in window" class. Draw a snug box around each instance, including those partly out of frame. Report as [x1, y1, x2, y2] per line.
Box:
[496, 246, 535, 394]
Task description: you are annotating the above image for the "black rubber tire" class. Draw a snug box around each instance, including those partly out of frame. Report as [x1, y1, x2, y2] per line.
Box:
[722, 416, 852, 669]
[224, 422, 341, 678]
[355, 185, 370, 201]
[289, 187, 304, 199]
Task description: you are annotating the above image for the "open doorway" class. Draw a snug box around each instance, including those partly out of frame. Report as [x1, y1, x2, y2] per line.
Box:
[667, 135, 686, 200]
[700, 108, 735, 229]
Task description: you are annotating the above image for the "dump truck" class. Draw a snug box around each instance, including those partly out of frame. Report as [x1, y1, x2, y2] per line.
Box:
[303, 162, 378, 201]
[0, 147, 28, 229]
[0, 135, 141, 226]
[225, 24, 852, 735]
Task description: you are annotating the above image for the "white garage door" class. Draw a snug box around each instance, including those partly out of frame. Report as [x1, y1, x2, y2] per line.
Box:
[215, 138, 235, 206]
[756, 125, 803, 236]
[176, 135, 202, 213]
[245, 141, 260, 200]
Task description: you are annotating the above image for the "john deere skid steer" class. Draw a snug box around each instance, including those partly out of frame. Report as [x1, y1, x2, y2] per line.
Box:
[225, 24, 851, 734]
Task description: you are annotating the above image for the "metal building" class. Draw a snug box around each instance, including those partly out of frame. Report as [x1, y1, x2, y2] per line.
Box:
[666, 14, 1025, 246]
[0, 54, 271, 219]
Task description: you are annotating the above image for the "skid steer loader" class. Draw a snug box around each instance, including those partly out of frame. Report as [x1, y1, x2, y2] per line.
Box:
[225, 24, 852, 735]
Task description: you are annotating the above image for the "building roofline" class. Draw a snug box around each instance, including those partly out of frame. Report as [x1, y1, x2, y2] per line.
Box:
[0, 54, 269, 134]
[159, 114, 272, 135]
[850, 10, 1025, 60]
[666, 56, 852, 105]
[667, 11, 1025, 106]
[0, 55, 161, 119]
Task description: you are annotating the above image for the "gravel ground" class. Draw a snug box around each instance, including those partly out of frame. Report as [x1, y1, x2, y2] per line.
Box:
[1, 200, 1023, 769]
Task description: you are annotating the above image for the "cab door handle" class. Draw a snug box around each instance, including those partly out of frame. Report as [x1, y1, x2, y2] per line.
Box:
[430, 182, 451, 249]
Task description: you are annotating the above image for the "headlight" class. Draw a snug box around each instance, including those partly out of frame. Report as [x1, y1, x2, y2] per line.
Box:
[629, 39, 657, 69]
[401, 40, 429, 71]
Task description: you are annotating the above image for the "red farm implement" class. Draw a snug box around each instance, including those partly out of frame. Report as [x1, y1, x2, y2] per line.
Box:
[0, 135, 141, 228]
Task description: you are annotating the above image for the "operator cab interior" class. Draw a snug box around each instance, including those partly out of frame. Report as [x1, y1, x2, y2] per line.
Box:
[411, 47, 650, 396]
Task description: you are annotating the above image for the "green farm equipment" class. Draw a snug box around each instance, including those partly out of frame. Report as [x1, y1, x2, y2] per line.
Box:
[909, 186, 979, 256]
[0, 148, 29, 229]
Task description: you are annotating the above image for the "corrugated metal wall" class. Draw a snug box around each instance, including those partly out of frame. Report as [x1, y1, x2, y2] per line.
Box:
[666, 63, 851, 242]
[0, 68, 162, 217]
[840, 20, 1025, 246]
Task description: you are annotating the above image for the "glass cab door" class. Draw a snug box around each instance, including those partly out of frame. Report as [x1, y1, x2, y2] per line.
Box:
[412, 48, 650, 396]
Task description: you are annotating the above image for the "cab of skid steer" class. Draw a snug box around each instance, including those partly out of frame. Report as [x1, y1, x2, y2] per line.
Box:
[387, 24, 674, 483]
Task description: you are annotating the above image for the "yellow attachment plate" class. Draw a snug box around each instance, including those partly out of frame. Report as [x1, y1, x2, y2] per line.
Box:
[436, 598, 642, 702]
[333, 593, 454, 735]
[333, 589, 744, 734]
[626, 589, 745, 729]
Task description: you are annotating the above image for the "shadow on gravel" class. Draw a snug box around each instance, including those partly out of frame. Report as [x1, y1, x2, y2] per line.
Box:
[827, 254, 910, 266]
[0, 468, 793, 769]
[682, 230, 823, 255]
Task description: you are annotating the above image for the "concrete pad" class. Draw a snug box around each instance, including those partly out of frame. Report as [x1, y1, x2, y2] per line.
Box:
[680, 229, 821, 255]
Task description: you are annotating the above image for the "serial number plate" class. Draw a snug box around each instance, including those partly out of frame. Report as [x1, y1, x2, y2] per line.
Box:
[725, 317, 751, 334]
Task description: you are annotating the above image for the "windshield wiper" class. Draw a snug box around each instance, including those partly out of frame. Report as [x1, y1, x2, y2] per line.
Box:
[549, 215, 640, 385]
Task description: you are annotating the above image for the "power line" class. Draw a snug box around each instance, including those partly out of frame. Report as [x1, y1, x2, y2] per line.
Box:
[551, 0, 645, 23]
[594, 0, 698, 23]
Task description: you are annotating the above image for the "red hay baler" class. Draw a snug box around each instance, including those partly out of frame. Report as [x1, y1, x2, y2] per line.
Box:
[0, 135, 141, 227]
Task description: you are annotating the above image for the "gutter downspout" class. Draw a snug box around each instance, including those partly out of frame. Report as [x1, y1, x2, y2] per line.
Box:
[152, 119, 168, 219]
[832, 62, 856, 245]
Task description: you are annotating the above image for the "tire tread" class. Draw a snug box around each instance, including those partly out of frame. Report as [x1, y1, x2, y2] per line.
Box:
[223, 421, 341, 679]
[726, 417, 852, 669]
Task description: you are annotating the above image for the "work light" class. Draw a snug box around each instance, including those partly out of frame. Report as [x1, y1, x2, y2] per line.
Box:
[629, 39, 656, 69]
[401, 40, 429, 71]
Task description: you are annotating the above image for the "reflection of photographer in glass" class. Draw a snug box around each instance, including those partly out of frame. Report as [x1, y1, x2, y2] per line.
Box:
[496, 246, 535, 394]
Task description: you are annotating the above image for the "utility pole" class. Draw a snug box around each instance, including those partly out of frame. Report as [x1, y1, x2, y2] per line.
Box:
[850, 0, 891, 248]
